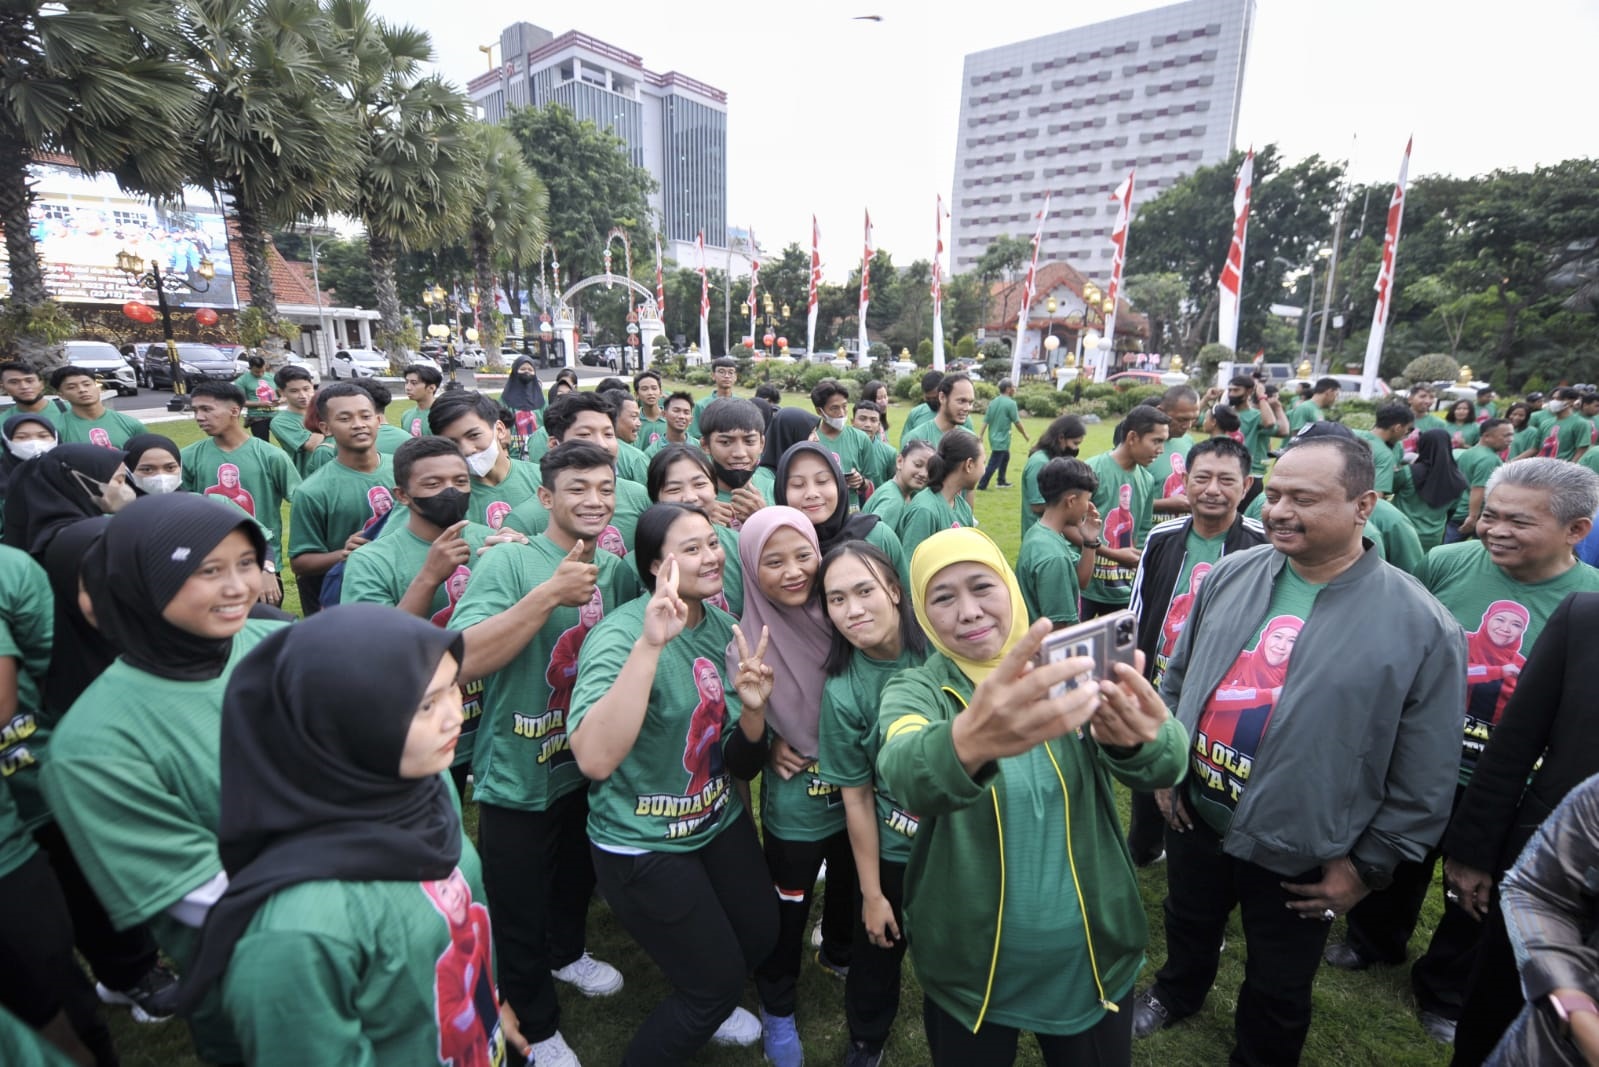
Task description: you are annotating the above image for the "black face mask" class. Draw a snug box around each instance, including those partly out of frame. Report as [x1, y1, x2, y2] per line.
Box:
[409, 487, 470, 528]
[714, 462, 755, 490]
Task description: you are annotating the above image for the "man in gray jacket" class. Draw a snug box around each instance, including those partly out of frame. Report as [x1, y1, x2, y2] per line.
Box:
[1131, 431, 1466, 1066]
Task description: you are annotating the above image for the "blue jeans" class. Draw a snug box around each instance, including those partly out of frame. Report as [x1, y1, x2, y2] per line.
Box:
[978, 449, 1012, 488]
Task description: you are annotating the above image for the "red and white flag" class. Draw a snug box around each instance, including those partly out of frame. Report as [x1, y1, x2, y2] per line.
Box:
[654, 233, 666, 322]
[1100, 170, 1135, 382]
[857, 210, 873, 367]
[1363, 138, 1412, 397]
[1217, 150, 1253, 352]
[696, 231, 710, 356]
[806, 215, 821, 359]
[1009, 193, 1051, 385]
[932, 196, 947, 371]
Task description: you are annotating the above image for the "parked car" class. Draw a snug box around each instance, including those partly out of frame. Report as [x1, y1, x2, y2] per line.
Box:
[60, 340, 138, 396]
[1106, 369, 1190, 389]
[142, 342, 236, 391]
[329, 347, 389, 379]
[579, 346, 620, 371]
[1283, 373, 1392, 401]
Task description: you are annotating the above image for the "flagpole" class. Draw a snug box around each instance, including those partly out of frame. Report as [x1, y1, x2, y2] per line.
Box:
[696, 231, 711, 358]
[806, 215, 820, 360]
[1102, 170, 1135, 383]
[857, 209, 872, 368]
[1362, 138, 1412, 398]
[1217, 150, 1253, 353]
[1009, 193, 1051, 386]
[932, 195, 947, 372]
[746, 226, 759, 353]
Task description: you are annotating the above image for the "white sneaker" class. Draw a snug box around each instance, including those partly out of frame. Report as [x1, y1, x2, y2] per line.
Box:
[816, 860, 828, 883]
[810, 922, 823, 950]
[531, 1030, 581, 1067]
[711, 1005, 762, 1047]
[551, 952, 623, 997]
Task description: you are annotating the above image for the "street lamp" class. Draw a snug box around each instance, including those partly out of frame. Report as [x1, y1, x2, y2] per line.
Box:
[1045, 295, 1059, 370]
[116, 248, 216, 411]
[1064, 282, 1116, 383]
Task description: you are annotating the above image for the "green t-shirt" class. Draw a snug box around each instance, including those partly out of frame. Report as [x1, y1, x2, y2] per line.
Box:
[181, 436, 300, 553]
[1287, 400, 1326, 434]
[1450, 422, 1481, 448]
[1084, 452, 1154, 606]
[1020, 449, 1049, 536]
[901, 415, 972, 448]
[616, 441, 649, 484]
[1537, 415, 1591, 462]
[270, 409, 319, 477]
[1418, 542, 1599, 786]
[1237, 407, 1275, 476]
[394, 404, 433, 438]
[223, 848, 508, 1067]
[1367, 497, 1425, 576]
[862, 438, 898, 490]
[897, 487, 975, 563]
[862, 483, 911, 532]
[54, 407, 145, 449]
[1510, 424, 1540, 458]
[1149, 526, 1228, 689]
[232, 372, 277, 417]
[466, 461, 543, 532]
[901, 401, 937, 436]
[1529, 409, 1554, 434]
[1188, 565, 1323, 834]
[501, 475, 652, 561]
[450, 538, 642, 812]
[1392, 463, 1453, 551]
[816, 647, 927, 864]
[638, 414, 671, 451]
[689, 391, 738, 438]
[1411, 413, 1449, 438]
[376, 423, 410, 456]
[521, 427, 550, 465]
[814, 424, 874, 483]
[1451, 444, 1503, 523]
[1355, 430, 1401, 495]
[759, 753, 846, 842]
[0, 545, 56, 830]
[1581, 449, 1599, 477]
[1148, 434, 1196, 499]
[643, 433, 700, 459]
[1017, 523, 1082, 627]
[288, 457, 397, 562]
[569, 597, 746, 852]
[980, 395, 1022, 452]
[0, 1000, 76, 1066]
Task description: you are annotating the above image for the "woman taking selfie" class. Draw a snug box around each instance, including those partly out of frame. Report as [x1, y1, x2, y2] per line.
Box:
[876, 527, 1187, 1067]
[569, 502, 777, 1065]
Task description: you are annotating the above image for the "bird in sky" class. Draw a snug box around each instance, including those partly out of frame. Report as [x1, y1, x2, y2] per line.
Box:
[853, 14, 883, 21]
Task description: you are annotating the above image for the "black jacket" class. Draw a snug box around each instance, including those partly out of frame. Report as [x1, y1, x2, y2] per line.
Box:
[1128, 512, 1266, 681]
[1444, 591, 1599, 874]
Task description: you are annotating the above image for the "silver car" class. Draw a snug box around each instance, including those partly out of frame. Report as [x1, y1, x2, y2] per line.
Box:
[61, 340, 139, 396]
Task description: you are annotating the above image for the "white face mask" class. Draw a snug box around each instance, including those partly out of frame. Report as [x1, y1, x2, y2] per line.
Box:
[4, 438, 54, 461]
[821, 415, 846, 432]
[131, 471, 181, 495]
[465, 438, 500, 478]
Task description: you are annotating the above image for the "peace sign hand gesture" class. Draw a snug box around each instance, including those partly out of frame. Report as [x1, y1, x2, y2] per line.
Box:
[642, 555, 689, 649]
[730, 624, 774, 712]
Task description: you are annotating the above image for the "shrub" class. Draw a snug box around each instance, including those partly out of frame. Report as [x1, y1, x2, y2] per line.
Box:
[978, 340, 1009, 361]
[868, 342, 891, 365]
[1079, 383, 1117, 401]
[1521, 373, 1548, 395]
[1103, 384, 1165, 415]
[1402, 353, 1460, 386]
[1017, 387, 1063, 418]
[893, 375, 920, 401]
[955, 335, 977, 361]
[916, 339, 934, 365]
[1196, 342, 1234, 383]
[973, 381, 999, 405]
[684, 369, 711, 386]
[1060, 399, 1108, 419]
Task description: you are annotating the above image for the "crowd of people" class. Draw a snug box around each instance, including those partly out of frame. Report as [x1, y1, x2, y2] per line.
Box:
[0, 353, 1596, 1067]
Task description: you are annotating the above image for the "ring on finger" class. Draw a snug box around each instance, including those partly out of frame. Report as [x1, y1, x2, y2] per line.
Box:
[1321, 908, 1336, 922]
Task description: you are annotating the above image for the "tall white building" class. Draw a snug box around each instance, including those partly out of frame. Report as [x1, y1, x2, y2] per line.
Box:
[466, 22, 728, 267]
[951, 0, 1254, 274]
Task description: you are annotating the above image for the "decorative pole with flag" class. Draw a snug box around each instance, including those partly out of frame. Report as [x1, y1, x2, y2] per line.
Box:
[806, 215, 821, 359]
[1217, 149, 1253, 353]
[696, 231, 711, 356]
[746, 227, 760, 351]
[1100, 169, 1135, 383]
[1009, 193, 1051, 386]
[1363, 138, 1412, 399]
[857, 210, 873, 367]
[932, 196, 947, 372]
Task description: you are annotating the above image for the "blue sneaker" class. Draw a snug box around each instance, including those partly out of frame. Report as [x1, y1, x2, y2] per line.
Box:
[760, 1009, 803, 1067]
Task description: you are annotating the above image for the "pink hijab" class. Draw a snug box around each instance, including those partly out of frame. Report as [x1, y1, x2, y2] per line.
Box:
[728, 506, 832, 758]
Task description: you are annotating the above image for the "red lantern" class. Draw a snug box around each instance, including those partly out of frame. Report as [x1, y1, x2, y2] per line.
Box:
[777, 337, 788, 349]
[194, 307, 219, 327]
[122, 301, 156, 324]
[763, 331, 775, 347]
[742, 338, 754, 349]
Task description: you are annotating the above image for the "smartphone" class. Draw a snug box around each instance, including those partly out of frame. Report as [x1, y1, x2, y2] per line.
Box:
[1034, 610, 1138, 698]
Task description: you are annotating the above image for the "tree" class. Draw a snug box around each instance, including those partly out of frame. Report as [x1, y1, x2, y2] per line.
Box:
[0, 1, 200, 363]
[1123, 272, 1185, 354]
[974, 234, 1031, 326]
[179, 0, 357, 328]
[505, 105, 655, 287]
[330, 0, 473, 348]
[460, 122, 548, 351]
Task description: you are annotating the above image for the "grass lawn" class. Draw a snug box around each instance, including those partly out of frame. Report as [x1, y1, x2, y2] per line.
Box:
[104, 389, 1453, 1066]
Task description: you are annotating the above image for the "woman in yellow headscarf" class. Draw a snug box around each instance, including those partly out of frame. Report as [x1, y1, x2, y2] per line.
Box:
[876, 527, 1188, 1067]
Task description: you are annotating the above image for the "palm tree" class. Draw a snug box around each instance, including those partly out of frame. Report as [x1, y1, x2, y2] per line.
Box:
[462, 122, 548, 351]
[329, 0, 472, 349]
[178, 0, 359, 324]
[0, 1, 199, 363]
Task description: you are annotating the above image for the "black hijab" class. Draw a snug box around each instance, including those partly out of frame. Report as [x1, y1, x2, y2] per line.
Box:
[775, 441, 880, 554]
[81, 494, 267, 681]
[0, 413, 58, 498]
[500, 355, 545, 412]
[759, 407, 820, 472]
[1, 443, 126, 557]
[179, 604, 464, 1009]
[1410, 428, 1469, 509]
[41, 516, 115, 718]
[123, 432, 182, 473]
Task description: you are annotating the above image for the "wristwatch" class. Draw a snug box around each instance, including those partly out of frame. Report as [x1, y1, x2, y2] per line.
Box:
[1352, 858, 1394, 891]
[1550, 992, 1599, 1037]
[1081, 538, 1102, 549]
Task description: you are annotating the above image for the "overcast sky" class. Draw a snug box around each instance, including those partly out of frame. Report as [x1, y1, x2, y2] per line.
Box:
[373, 0, 1597, 281]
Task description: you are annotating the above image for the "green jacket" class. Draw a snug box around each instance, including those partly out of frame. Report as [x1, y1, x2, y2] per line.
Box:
[877, 654, 1187, 1032]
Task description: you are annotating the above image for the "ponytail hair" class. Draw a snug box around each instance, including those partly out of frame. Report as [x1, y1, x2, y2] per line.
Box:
[925, 429, 982, 492]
